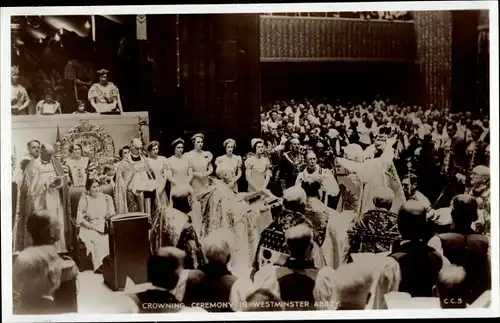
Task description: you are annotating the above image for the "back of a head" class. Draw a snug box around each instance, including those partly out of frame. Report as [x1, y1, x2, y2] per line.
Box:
[282, 186, 307, 213]
[397, 200, 428, 240]
[436, 265, 468, 308]
[372, 187, 395, 210]
[201, 230, 232, 266]
[301, 180, 322, 198]
[451, 194, 478, 230]
[26, 210, 58, 246]
[13, 246, 62, 298]
[245, 289, 283, 311]
[333, 263, 373, 310]
[148, 247, 186, 291]
[171, 185, 192, 214]
[285, 224, 313, 259]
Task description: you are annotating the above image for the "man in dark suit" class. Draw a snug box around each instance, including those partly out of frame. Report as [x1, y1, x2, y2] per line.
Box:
[183, 232, 237, 312]
[130, 247, 185, 313]
[253, 223, 320, 311]
[434, 265, 468, 309]
[21, 210, 79, 313]
[389, 200, 443, 297]
[437, 195, 490, 304]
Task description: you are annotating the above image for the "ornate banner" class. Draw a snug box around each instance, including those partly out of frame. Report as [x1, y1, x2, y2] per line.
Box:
[260, 16, 416, 61]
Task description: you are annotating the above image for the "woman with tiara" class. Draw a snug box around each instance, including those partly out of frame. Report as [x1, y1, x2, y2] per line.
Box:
[146, 141, 169, 210]
[245, 138, 272, 193]
[186, 133, 213, 193]
[185, 133, 213, 235]
[214, 139, 242, 192]
[166, 138, 193, 195]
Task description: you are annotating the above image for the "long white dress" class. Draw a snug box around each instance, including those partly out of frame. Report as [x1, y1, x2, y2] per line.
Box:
[167, 155, 192, 192]
[185, 150, 212, 236]
[77, 192, 115, 270]
[147, 156, 169, 209]
[244, 155, 271, 192]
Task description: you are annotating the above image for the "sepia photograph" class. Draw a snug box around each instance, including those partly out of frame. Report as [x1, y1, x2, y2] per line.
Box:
[1, 2, 498, 321]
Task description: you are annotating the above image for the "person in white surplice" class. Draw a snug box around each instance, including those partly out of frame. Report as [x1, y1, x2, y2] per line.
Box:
[336, 136, 405, 216]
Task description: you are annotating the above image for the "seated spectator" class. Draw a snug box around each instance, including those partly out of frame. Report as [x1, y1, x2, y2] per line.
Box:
[253, 223, 332, 311]
[129, 247, 186, 313]
[72, 100, 91, 114]
[183, 231, 237, 312]
[27, 210, 62, 247]
[346, 187, 400, 260]
[24, 209, 79, 313]
[36, 88, 61, 115]
[331, 262, 374, 310]
[13, 245, 63, 314]
[76, 178, 114, 273]
[389, 200, 443, 297]
[438, 195, 490, 304]
[244, 288, 284, 312]
[434, 265, 468, 309]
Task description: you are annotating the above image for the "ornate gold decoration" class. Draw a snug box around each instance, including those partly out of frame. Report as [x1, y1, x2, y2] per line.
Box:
[61, 120, 115, 174]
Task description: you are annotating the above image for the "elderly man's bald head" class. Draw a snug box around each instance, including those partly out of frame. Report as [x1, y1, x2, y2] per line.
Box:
[397, 200, 428, 240]
[435, 265, 468, 309]
[130, 138, 143, 149]
[40, 144, 55, 161]
[471, 165, 490, 188]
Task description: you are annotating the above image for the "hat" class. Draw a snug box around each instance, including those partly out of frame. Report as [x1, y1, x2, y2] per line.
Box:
[251, 138, 263, 149]
[191, 133, 204, 142]
[97, 69, 109, 75]
[171, 138, 185, 147]
[223, 138, 236, 148]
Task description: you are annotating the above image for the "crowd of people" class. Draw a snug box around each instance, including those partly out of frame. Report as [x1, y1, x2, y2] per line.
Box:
[12, 97, 491, 314]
